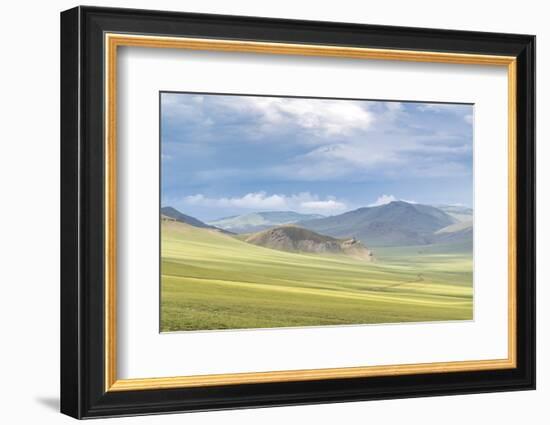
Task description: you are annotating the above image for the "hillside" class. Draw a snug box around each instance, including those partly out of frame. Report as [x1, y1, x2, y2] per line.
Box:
[161, 206, 230, 233]
[245, 225, 373, 260]
[161, 220, 472, 331]
[299, 201, 456, 247]
[432, 220, 473, 245]
[209, 211, 324, 233]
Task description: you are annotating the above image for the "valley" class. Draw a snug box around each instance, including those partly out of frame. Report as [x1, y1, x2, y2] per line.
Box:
[160, 203, 473, 332]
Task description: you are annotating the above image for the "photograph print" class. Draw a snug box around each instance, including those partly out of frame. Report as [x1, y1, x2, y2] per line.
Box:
[160, 92, 474, 332]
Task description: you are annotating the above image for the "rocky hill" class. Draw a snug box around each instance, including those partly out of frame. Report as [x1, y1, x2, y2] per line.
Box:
[245, 225, 373, 261]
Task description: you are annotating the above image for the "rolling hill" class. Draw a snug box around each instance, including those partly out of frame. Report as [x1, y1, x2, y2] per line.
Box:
[208, 211, 324, 233]
[161, 220, 473, 331]
[299, 201, 458, 247]
[162, 202, 473, 250]
[245, 225, 373, 260]
[432, 219, 473, 245]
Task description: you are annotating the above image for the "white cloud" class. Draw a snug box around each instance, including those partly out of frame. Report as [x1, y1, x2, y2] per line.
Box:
[385, 102, 404, 112]
[417, 104, 460, 113]
[369, 194, 398, 206]
[184, 192, 285, 209]
[300, 199, 347, 211]
[369, 194, 417, 207]
[301, 143, 400, 167]
[229, 97, 373, 137]
[183, 191, 347, 214]
[162, 94, 375, 145]
[163, 93, 473, 184]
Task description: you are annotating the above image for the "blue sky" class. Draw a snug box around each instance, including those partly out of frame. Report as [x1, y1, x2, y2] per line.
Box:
[161, 92, 473, 222]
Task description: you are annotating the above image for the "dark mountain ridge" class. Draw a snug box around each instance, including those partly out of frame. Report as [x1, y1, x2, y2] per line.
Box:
[299, 201, 458, 247]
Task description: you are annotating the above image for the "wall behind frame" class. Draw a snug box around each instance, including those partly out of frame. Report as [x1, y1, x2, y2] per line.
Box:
[0, 1, 543, 424]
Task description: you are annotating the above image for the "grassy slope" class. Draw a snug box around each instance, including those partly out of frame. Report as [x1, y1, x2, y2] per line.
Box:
[161, 221, 473, 332]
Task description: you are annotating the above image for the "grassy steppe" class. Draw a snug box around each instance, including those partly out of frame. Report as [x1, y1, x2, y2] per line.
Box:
[161, 221, 473, 332]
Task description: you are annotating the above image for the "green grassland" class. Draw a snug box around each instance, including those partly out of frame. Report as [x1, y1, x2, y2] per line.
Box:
[161, 221, 473, 332]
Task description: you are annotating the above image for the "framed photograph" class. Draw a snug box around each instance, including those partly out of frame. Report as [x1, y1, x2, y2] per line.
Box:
[60, 6, 535, 419]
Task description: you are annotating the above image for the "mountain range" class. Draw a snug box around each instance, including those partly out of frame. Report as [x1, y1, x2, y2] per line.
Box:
[161, 206, 232, 234]
[207, 211, 324, 234]
[299, 201, 471, 247]
[162, 201, 473, 249]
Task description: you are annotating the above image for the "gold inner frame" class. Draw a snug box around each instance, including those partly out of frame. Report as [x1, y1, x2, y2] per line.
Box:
[104, 33, 517, 392]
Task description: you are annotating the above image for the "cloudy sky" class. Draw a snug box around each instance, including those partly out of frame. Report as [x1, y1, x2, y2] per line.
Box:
[161, 92, 473, 222]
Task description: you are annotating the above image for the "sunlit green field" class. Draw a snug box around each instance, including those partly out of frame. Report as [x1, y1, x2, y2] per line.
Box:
[160, 221, 473, 332]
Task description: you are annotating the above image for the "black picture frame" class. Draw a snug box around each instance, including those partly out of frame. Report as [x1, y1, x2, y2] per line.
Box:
[61, 5, 535, 419]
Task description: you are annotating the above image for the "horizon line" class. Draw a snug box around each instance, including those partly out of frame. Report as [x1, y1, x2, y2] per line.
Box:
[161, 200, 473, 223]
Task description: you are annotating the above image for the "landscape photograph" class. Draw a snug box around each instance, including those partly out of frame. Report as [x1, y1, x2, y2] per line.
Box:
[160, 92, 474, 332]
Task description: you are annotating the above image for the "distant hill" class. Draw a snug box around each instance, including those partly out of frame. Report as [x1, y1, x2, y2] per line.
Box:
[432, 219, 473, 245]
[435, 205, 473, 223]
[245, 225, 373, 260]
[208, 211, 325, 234]
[299, 201, 456, 247]
[161, 206, 231, 233]
[162, 202, 473, 249]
